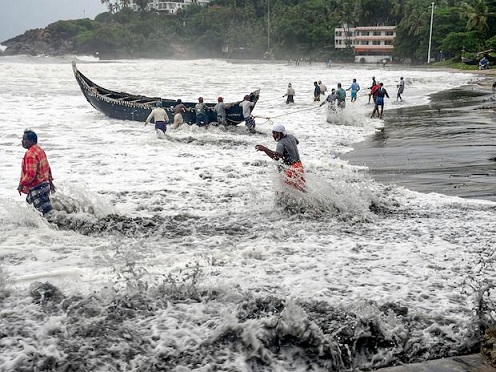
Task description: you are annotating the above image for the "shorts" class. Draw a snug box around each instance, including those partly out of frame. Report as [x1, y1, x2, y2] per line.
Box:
[244, 115, 255, 129]
[286, 95, 294, 104]
[351, 91, 357, 100]
[155, 121, 166, 133]
[217, 115, 227, 125]
[283, 161, 305, 191]
[376, 97, 384, 106]
[26, 182, 52, 215]
[196, 113, 208, 127]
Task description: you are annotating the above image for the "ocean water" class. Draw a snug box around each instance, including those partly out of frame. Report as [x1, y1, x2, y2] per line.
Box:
[0, 56, 495, 371]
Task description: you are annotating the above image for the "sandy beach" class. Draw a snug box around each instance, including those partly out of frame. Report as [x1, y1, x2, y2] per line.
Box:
[343, 72, 496, 202]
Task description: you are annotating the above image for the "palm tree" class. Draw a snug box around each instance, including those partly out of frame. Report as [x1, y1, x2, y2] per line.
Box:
[461, 0, 492, 35]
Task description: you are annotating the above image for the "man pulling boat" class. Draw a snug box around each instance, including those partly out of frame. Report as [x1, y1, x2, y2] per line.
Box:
[255, 124, 305, 191]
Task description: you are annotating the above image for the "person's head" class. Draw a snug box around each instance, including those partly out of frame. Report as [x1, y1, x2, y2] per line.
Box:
[176, 99, 182, 104]
[198, 97, 203, 102]
[353, 78, 356, 82]
[318, 80, 322, 84]
[337, 83, 342, 88]
[379, 82, 384, 87]
[22, 129, 37, 149]
[288, 83, 292, 87]
[244, 95, 250, 101]
[400, 77, 403, 80]
[314, 81, 318, 86]
[272, 123, 285, 142]
[218, 96, 223, 102]
[156, 101, 163, 107]
[331, 88, 335, 93]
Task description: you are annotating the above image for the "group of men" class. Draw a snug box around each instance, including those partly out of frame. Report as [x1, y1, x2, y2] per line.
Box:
[19, 76, 407, 216]
[316, 76, 405, 119]
[145, 94, 256, 134]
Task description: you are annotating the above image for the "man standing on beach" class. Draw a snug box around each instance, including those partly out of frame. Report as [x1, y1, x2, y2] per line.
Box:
[371, 83, 390, 119]
[368, 76, 377, 104]
[346, 79, 360, 102]
[283, 83, 295, 104]
[17, 130, 56, 216]
[397, 77, 405, 101]
[336, 83, 347, 109]
[313, 81, 321, 101]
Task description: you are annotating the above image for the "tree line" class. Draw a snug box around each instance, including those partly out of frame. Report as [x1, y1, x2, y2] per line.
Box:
[48, 0, 496, 62]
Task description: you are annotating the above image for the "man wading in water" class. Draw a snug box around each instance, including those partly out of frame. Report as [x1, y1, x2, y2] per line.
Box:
[255, 124, 305, 191]
[17, 129, 56, 216]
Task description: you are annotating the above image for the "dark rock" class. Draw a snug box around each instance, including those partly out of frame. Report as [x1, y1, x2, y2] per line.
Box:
[481, 325, 496, 367]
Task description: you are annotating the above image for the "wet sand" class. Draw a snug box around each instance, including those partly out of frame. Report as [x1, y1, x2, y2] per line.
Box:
[343, 78, 496, 202]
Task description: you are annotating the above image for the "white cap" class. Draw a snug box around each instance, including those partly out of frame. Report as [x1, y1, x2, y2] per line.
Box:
[272, 124, 286, 134]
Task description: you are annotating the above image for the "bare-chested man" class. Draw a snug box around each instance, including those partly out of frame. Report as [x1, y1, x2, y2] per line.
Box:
[172, 99, 188, 129]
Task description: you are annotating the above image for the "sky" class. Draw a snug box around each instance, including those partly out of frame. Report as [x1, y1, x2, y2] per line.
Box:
[0, 0, 108, 43]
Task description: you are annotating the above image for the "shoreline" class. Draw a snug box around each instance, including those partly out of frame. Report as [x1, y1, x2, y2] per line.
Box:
[342, 76, 496, 202]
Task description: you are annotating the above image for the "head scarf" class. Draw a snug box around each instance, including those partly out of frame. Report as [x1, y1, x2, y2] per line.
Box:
[272, 123, 286, 134]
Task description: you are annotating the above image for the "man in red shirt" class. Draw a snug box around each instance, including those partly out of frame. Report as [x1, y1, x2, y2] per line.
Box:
[17, 130, 56, 215]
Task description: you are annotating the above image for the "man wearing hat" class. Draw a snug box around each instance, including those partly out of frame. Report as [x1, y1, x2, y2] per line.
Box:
[195, 97, 209, 127]
[255, 124, 305, 191]
[213, 96, 227, 126]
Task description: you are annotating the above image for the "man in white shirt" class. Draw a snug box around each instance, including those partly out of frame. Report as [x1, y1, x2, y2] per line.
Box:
[145, 101, 170, 135]
[239, 95, 256, 132]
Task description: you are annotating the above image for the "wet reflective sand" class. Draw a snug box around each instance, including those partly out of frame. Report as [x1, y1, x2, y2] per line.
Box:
[343, 84, 496, 201]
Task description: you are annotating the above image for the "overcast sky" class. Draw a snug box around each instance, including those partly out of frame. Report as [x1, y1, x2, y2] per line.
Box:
[0, 0, 108, 43]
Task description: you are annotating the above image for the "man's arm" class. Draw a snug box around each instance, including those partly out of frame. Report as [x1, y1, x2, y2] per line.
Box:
[255, 145, 282, 161]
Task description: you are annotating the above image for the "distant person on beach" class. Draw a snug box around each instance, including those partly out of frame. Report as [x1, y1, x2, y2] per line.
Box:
[479, 56, 489, 70]
[370, 81, 381, 104]
[172, 99, 187, 129]
[320, 88, 338, 112]
[145, 101, 170, 134]
[371, 83, 390, 119]
[397, 77, 405, 101]
[313, 81, 321, 101]
[213, 96, 228, 126]
[368, 76, 377, 104]
[318, 80, 328, 96]
[255, 123, 305, 191]
[492, 81, 496, 93]
[346, 79, 360, 102]
[195, 97, 209, 128]
[17, 129, 56, 216]
[283, 83, 295, 104]
[239, 95, 256, 132]
[336, 83, 346, 109]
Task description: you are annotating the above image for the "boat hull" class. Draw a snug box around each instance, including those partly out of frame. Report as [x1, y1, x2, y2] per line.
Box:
[72, 61, 259, 125]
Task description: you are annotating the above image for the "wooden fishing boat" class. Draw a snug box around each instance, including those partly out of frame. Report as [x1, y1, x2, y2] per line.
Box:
[72, 61, 259, 125]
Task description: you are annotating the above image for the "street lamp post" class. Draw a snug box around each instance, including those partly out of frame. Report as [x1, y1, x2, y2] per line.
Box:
[427, 2, 435, 63]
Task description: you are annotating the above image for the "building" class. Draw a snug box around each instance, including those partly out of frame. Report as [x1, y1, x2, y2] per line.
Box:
[334, 25, 396, 63]
[130, 0, 209, 14]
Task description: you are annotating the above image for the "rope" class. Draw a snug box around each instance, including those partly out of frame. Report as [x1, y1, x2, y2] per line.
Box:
[254, 105, 319, 125]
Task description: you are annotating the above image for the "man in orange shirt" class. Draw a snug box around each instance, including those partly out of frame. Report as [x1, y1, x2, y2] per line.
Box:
[17, 130, 56, 215]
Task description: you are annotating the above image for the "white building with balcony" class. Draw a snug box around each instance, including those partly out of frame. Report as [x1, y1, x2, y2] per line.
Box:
[130, 0, 209, 14]
[335, 25, 396, 63]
